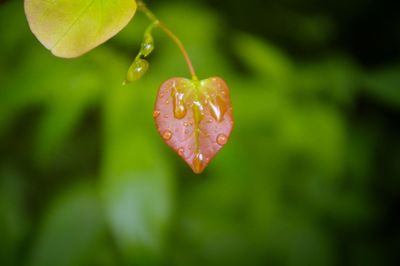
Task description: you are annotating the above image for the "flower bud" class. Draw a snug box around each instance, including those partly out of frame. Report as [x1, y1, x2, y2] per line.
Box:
[124, 58, 149, 84]
[140, 33, 154, 57]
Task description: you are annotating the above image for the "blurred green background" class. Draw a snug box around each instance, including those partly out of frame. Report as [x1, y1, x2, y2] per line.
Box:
[1, 0, 399, 265]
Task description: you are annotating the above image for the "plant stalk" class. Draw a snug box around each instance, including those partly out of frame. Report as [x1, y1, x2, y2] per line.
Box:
[138, 1, 198, 80]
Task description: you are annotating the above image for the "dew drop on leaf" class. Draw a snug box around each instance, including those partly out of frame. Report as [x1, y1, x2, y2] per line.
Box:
[193, 153, 204, 174]
[153, 110, 160, 118]
[162, 130, 172, 141]
[209, 96, 227, 122]
[172, 86, 187, 119]
[216, 134, 228, 145]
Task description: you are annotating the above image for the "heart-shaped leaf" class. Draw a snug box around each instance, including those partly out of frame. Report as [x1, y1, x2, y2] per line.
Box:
[24, 0, 137, 58]
[154, 77, 233, 174]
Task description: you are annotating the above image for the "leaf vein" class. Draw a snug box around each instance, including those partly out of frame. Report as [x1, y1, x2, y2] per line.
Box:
[51, 0, 97, 50]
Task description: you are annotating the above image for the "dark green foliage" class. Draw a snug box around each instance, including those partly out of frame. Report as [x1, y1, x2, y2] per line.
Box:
[0, 0, 399, 265]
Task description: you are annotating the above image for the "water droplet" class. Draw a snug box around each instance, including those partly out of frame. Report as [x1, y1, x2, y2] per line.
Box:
[192, 100, 204, 124]
[172, 88, 187, 119]
[209, 95, 227, 122]
[164, 114, 169, 118]
[183, 121, 189, 127]
[207, 119, 213, 123]
[174, 104, 186, 118]
[216, 134, 228, 145]
[159, 93, 164, 98]
[165, 100, 169, 104]
[162, 130, 172, 140]
[193, 153, 204, 173]
[178, 148, 184, 156]
[193, 100, 204, 112]
[184, 129, 190, 134]
[153, 110, 160, 118]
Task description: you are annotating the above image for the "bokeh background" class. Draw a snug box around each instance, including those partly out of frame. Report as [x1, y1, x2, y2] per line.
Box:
[1, 0, 399, 265]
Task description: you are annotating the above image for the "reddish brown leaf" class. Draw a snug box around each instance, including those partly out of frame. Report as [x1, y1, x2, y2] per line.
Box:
[153, 77, 234, 174]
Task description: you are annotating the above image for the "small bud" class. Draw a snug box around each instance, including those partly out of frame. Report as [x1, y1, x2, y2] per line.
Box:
[124, 58, 149, 84]
[140, 33, 154, 57]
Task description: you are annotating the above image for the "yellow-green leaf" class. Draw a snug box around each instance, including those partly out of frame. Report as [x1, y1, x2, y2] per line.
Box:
[24, 0, 137, 58]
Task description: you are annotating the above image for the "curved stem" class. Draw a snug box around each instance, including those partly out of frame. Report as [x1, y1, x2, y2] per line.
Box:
[138, 1, 198, 80]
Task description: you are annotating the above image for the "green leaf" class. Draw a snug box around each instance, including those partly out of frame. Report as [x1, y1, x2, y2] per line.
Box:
[24, 0, 137, 58]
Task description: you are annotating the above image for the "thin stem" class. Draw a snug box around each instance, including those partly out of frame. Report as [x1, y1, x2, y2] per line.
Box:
[138, 1, 198, 80]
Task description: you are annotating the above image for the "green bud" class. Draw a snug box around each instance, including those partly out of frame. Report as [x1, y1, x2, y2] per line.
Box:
[124, 58, 149, 84]
[140, 33, 154, 57]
